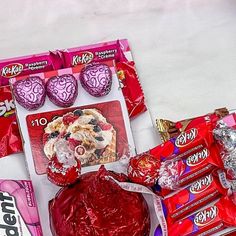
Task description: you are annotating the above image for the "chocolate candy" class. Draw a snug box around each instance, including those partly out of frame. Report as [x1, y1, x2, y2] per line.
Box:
[163, 173, 228, 221]
[13, 76, 46, 110]
[46, 74, 78, 107]
[80, 63, 112, 97]
[46, 139, 81, 186]
[49, 166, 150, 236]
[214, 120, 236, 179]
[165, 196, 236, 236]
[128, 153, 160, 186]
[157, 146, 222, 192]
[156, 108, 229, 142]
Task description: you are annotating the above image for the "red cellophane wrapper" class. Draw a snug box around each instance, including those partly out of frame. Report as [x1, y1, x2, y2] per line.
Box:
[49, 165, 150, 236]
[163, 172, 228, 222]
[0, 85, 22, 157]
[166, 196, 236, 236]
[116, 61, 147, 119]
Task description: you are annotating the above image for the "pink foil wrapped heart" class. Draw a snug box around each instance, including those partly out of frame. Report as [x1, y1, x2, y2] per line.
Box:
[80, 63, 112, 97]
[13, 76, 46, 110]
[46, 74, 78, 107]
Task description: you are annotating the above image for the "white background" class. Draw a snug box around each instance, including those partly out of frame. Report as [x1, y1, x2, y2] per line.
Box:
[0, 0, 236, 235]
[0, 0, 236, 121]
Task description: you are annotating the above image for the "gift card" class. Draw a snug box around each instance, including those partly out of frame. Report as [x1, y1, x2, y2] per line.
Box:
[26, 100, 129, 175]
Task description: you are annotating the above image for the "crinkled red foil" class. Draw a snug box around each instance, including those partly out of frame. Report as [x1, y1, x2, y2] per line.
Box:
[49, 166, 150, 236]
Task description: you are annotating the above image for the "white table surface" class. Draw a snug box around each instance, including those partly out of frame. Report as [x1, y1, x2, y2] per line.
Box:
[0, 0, 236, 235]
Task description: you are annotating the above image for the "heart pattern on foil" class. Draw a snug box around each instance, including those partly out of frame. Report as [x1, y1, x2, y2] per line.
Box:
[80, 63, 112, 97]
[46, 74, 78, 107]
[13, 76, 46, 110]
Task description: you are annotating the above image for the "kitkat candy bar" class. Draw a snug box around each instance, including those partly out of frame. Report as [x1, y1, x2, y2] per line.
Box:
[163, 173, 228, 221]
[60, 42, 122, 67]
[150, 122, 215, 162]
[0, 179, 42, 236]
[165, 196, 236, 236]
[156, 108, 229, 142]
[158, 145, 223, 191]
[0, 51, 63, 86]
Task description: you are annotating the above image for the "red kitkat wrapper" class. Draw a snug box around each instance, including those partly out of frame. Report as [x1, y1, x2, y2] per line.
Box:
[49, 166, 150, 236]
[150, 122, 215, 162]
[0, 51, 63, 86]
[158, 145, 223, 192]
[0, 85, 22, 157]
[156, 108, 229, 142]
[163, 172, 228, 221]
[128, 153, 161, 186]
[61, 42, 122, 67]
[167, 196, 236, 236]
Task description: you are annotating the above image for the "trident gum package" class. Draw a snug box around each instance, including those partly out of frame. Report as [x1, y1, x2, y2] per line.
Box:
[0, 179, 42, 236]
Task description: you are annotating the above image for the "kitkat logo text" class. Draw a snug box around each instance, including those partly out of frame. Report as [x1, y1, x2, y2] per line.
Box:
[72, 51, 94, 65]
[194, 206, 217, 227]
[186, 148, 209, 166]
[189, 175, 212, 194]
[1, 63, 23, 78]
[175, 128, 198, 147]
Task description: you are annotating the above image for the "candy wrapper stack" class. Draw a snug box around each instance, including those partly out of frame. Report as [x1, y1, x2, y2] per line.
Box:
[1, 38, 236, 236]
[128, 109, 236, 235]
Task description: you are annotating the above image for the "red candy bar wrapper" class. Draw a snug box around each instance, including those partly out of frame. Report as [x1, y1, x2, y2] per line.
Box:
[157, 145, 223, 192]
[0, 85, 22, 157]
[164, 196, 236, 236]
[60, 40, 147, 118]
[0, 51, 63, 86]
[156, 108, 229, 142]
[163, 172, 229, 221]
[61, 41, 123, 67]
[150, 122, 215, 162]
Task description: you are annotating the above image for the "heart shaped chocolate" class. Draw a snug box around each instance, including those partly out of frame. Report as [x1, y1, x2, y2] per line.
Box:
[46, 74, 78, 107]
[80, 63, 112, 97]
[13, 76, 46, 110]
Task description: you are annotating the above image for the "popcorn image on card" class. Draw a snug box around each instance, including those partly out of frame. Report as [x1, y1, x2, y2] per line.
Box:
[26, 100, 130, 175]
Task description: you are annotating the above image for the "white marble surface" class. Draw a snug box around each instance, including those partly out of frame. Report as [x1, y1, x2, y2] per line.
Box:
[1, 0, 236, 122]
[1, 0, 236, 235]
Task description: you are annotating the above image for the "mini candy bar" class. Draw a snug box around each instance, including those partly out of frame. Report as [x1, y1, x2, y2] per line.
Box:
[61, 41, 123, 67]
[0, 51, 63, 86]
[158, 145, 223, 191]
[150, 122, 215, 162]
[166, 196, 236, 236]
[0, 179, 42, 236]
[156, 108, 229, 142]
[0, 85, 22, 158]
[163, 173, 228, 221]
